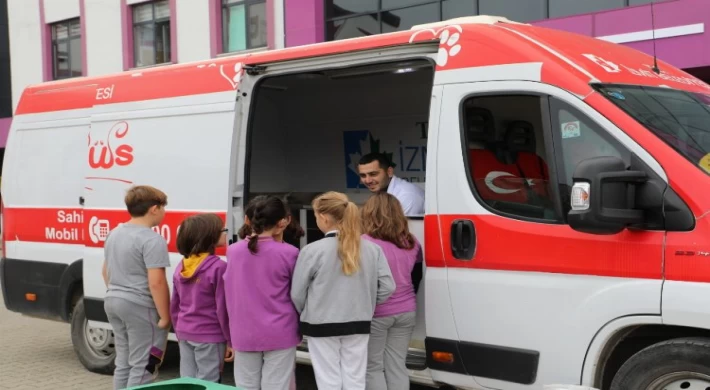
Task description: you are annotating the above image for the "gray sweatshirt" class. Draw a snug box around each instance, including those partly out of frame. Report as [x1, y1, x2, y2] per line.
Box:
[290, 233, 395, 337]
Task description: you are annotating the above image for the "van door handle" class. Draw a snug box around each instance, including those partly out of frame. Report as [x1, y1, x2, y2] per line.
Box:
[450, 219, 476, 260]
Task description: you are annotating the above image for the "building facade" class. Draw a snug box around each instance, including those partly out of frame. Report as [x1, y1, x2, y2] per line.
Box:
[2, 0, 709, 155]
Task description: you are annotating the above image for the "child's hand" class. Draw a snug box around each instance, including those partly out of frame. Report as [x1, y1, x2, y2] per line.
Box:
[224, 347, 235, 362]
[157, 318, 171, 330]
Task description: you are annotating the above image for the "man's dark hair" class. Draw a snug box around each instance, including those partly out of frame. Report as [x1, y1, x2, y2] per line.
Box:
[358, 153, 393, 170]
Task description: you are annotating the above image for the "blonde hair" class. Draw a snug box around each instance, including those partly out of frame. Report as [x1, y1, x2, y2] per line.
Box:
[312, 192, 361, 275]
[361, 193, 416, 250]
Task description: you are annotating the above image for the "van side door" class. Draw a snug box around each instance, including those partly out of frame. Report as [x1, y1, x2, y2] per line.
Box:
[430, 81, 665, 389]
[82, 91, 238, 328]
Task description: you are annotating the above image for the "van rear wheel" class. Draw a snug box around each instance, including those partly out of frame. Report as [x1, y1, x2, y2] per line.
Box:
[610, 338, 710, 390]
[70, 299, 115, 375]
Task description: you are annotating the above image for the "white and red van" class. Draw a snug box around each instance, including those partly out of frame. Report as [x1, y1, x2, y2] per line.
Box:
[3, 15, 710, 390]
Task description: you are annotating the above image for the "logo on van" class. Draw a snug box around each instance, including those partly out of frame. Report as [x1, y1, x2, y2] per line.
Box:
[88, 216, 110, 244]
[219, 62, 244, 89]
[581, 54, 620, 73]
[88, 121, 134, 169]
[410, 25, 462, 67]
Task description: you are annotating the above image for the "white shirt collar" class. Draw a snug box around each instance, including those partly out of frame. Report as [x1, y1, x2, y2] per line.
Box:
[387, 175, 401, 194]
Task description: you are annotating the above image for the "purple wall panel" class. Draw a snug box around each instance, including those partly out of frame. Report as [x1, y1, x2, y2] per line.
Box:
[532, 0, 710, 69]
[284, 0, 324, 47]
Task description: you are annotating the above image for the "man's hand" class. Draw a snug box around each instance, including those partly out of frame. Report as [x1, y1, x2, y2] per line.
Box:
[224, 347, 235, 362]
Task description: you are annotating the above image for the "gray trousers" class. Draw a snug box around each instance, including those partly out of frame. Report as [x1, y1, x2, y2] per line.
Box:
[233, 347, 297, 390]
[105, 297, 169, 390]
[178, 340, 226, 382]
[366, 312, 416, 390]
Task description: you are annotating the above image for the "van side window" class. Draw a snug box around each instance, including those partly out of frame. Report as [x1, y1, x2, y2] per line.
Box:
[462, 95, 560, 222]
[549, 97, 630, 215]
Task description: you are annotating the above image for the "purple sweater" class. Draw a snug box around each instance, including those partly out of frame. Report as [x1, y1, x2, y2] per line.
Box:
[363, 235, 423, 318]
[170, 254, 230, 345]
[224, 237, 302, 352]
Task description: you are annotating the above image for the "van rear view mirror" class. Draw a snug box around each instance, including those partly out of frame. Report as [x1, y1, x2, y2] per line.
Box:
[567, 156, 654, 235]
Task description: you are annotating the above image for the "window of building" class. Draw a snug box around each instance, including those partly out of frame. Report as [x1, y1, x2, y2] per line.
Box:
[381, 3, 440, 34]
[51, 18, 81, 80]
[443, 0, 476, 19]
[222, 0, 267, 53]
[462, 95, 560, 221]
[132, 1, 171, 67]
[478, 0, 546, 22]
[325, 0, 476, 41]
[325, 0, 661, 41]
[548, 0, 625, 18]
[629, 0, 664, 4]
[549, 97, 630, 215]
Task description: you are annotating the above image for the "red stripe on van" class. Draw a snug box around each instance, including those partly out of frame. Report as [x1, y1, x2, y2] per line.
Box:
[429, 214, 664, 279]
[2, 207, 227, 255]
[3, 207, 85, 245]
[665, 217, 710, 283]
[424, 215, 446, 268]
[15, 66, 242, 115]
[13, 22, 710, 116]
[15, 31, 438, 116]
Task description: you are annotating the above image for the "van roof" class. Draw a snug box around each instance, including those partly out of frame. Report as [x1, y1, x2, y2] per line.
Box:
[410, 15, 526, 30]
[15, 16, 710, 116]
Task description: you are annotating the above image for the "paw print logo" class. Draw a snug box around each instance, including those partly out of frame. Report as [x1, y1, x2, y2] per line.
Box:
[218, 62, 245, 89]
[436, 29, 462, 67]
[410, 25, 463, 67]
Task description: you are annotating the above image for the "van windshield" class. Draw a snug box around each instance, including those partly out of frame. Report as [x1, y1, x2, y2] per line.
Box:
[595, 84, 710, 176]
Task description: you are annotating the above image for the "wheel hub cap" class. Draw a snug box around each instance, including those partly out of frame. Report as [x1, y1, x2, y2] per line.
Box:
[647, 372, 710, 390]
[83, 320, 115, 357]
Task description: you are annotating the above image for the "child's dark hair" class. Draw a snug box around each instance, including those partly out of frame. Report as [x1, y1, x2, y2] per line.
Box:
[282, 215, 305, 248]
[238, 195, 268, 240]
[248, 196, 288, 254]
[176, 213, 224, 257]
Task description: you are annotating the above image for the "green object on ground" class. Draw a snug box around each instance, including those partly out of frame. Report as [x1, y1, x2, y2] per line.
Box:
[126, 377, 240, 390]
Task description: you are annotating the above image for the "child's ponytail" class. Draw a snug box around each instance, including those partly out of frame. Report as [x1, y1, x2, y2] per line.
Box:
[239, 195, 268, 240]
[247, 230, 260, 253]
[247, 196, 288, 254]
[313, 192, 361, 276]
[338, 201, 361, 276]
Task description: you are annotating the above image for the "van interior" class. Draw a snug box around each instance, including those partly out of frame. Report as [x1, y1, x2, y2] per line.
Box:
[246, 58, 435, 246]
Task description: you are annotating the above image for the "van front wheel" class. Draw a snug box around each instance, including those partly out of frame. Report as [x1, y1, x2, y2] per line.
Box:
[70, 299, 116, 375]
[610, 338, 710, 390]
